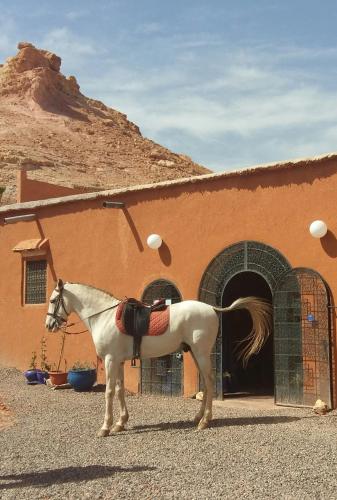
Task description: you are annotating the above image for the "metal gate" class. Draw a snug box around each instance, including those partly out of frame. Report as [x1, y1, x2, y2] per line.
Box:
[199, 241, 291, 398]
[141, 280, 183, 396]
[274, 268, 332, 408]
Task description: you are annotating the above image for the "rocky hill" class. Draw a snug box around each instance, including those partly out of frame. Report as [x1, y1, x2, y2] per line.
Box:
[0, 42, 210, 204]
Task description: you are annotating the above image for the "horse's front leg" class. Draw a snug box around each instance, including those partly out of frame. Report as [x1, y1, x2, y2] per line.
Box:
[111, 362, 129, 433]
[97, 355, 118, 437]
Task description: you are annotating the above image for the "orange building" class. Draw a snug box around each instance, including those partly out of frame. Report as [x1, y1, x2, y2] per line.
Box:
[0, 155, 336, 408]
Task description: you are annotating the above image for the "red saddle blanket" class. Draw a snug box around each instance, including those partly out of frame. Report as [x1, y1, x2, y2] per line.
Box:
[116, 302, 170, 336]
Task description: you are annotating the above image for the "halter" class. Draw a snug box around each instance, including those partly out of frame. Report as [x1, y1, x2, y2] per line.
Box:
[47, 288, 69, 328]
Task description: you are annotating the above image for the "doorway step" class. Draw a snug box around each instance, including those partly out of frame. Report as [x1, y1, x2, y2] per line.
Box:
[213, 395, 275, 410]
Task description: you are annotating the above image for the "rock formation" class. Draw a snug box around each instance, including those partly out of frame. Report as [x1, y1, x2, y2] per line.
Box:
[0, 42, 210, 204]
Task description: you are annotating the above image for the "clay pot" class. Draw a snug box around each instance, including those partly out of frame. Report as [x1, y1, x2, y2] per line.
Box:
[48, 371, 68, 386]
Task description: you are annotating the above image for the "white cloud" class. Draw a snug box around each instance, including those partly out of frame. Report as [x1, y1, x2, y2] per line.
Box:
[71, 35, 337, 170]
[38, 27, 102, 77]
[83, 59, 337, 141]
[65, 10, 90, 21]
[0, 15, 17, 61]
[137, 22, 162, 35]
[42, 27, 97, 55]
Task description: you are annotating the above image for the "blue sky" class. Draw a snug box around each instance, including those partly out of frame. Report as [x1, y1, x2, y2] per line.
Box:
[2, 1, 337, 172]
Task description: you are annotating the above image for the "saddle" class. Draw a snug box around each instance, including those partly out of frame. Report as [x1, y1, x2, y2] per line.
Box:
[116, 298, 169, 365]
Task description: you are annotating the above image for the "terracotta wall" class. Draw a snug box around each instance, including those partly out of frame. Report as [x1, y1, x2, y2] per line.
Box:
[1, 158, 337, 398]
[17, 169, 91, 203]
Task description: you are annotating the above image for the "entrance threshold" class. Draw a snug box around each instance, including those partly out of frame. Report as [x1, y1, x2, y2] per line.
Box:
[214, 395, 276, 410]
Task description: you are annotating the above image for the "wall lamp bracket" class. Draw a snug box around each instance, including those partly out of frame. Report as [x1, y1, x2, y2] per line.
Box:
[4, 213, 37, 224]
[102, 201, 125, 208]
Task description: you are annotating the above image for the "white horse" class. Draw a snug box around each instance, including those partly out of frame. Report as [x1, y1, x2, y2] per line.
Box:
[45, 279, 272, 437]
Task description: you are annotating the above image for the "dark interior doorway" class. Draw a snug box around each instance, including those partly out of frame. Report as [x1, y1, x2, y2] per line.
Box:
[221, 271, 273, 396]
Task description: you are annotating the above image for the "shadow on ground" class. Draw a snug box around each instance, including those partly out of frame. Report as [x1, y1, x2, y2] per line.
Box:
[129, 415, 305, 433]
[0, 464, 155, 490]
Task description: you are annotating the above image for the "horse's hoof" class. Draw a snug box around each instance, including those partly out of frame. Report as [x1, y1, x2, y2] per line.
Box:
[197, 420, 209, 430]
[97, 429, 110, 437]
[111, 424, 124, 433]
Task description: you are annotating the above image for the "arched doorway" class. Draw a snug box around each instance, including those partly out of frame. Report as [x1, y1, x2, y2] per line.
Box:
[141, 279, 183, 396]
[221, 271, 273, 395]
[199, 241, 292, 398]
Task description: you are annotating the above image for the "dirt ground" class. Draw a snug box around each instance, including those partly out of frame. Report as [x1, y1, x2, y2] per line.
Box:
[0, 398, 14, 430]
[2, 367, 337, 499]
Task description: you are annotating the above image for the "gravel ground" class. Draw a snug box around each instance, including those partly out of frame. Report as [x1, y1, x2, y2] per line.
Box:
[1, 367, 337, 500]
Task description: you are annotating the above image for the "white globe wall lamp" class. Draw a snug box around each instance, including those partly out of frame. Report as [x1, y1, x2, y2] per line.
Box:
[309, 220, 328, 239]
[147, 234, 163, 249]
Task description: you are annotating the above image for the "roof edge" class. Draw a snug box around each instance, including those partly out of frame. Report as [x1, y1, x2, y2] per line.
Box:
[1, 150, 337, 214]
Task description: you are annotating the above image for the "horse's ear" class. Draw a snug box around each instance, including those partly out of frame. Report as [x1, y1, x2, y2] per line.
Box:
[56, 278, 64, 291]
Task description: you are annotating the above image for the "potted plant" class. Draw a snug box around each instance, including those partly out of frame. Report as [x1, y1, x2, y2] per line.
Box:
[23, 351, 41, 384]
[48, 331, 68, 385]
[36, 336, 50, 384]
[67, 361, 97, 391]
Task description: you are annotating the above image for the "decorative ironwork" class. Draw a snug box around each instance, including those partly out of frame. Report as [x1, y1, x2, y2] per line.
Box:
[141, 280, 182, 396]
[142, 280, 181, 306]
[199, 241, 291, 398]
[25, 260, 47, 304]
[274, 268, 332, 408]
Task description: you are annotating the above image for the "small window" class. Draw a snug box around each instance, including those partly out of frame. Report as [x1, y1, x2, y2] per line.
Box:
[25, 260, 47, 304]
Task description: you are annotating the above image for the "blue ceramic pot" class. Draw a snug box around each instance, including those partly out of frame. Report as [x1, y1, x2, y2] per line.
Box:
[24, 369, 41, 383]
[67, 369, 96, 391]
[36, 370, 49, 384]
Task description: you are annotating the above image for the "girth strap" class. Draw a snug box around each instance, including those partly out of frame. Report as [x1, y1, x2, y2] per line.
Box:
[122, 299, 151, 362]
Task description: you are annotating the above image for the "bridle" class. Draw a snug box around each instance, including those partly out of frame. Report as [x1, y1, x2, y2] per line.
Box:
[47, 288, 70, 328]
[47, 285, 122, 335]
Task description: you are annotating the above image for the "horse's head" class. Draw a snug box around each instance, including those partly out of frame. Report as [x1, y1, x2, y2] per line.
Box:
[45, 279, 70, 332]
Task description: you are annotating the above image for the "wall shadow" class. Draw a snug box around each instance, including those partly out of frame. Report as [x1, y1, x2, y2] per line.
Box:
[321, 230, 337, 258]
[122, 208, 144, 252]
[36, 219, 57, 281]
[0, 464, 155, 490]
[158, 241, 172, 266]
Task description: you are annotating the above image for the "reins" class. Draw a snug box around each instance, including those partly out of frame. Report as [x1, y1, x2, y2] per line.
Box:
[61, 302, 122, 335]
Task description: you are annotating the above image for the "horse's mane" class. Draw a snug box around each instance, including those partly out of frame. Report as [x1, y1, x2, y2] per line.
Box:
[66, 282, 121, 301]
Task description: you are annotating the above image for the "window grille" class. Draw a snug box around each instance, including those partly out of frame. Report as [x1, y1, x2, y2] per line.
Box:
[142, 280, 182, 306]
[25, 260, 47, 304]
[141, 280, 183, 396]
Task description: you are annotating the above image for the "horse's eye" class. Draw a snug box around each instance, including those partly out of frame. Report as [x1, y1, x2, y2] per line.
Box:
[50, 298, 56, 304]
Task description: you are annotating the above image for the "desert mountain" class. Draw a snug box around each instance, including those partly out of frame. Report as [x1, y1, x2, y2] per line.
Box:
[0, 42, 210, 204]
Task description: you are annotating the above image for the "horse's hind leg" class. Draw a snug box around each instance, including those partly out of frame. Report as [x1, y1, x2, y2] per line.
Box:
[97, 355, 118, 437]
[190, 351, 207, 424]
[191, 350, 213, 430]
[111, 362, 129, 433]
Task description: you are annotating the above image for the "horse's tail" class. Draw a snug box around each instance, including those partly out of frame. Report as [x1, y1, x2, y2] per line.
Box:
[213, 297, 272, 366]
